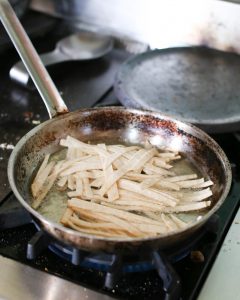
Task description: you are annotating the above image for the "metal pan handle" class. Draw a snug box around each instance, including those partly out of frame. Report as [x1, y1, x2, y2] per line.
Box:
[0, 0, 69, 119]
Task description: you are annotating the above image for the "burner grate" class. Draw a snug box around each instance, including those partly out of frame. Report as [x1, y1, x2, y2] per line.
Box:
[25, 215, 219, 299]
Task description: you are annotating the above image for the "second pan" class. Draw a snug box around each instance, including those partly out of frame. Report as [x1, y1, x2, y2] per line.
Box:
[114, 47, 240, 133]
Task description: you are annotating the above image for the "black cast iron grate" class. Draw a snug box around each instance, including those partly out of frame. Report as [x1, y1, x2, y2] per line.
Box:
[25, 215, 219, 300]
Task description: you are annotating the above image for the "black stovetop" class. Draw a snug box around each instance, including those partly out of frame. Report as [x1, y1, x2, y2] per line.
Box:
[1, 12, 240, 300]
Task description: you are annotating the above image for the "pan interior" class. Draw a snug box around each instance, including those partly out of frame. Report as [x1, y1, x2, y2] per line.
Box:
[37, 147, 204, 225]
[115, 47, 240, 130]
[11, 108, 231, 245]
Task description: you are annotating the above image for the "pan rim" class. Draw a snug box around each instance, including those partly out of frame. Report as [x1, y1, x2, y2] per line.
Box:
[7, 106, 232, 244]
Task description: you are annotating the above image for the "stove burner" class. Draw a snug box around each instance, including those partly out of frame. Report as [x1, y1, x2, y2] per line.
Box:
[49, 243, 155, 272]
[25, 215, 219, 299]
[27, 230, 182, 299]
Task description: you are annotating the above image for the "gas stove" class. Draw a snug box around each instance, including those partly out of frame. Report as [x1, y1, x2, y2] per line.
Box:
[1, 10, 240, 300]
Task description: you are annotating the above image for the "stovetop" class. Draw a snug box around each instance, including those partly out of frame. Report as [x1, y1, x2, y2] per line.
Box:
[1, 11, 240, 300]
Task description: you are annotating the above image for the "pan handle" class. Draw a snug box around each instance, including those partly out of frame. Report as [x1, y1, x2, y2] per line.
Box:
[0, 0, 69, 119]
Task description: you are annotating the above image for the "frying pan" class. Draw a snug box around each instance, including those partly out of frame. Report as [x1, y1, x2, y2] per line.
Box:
[1, 0, 232, 253]
[114, 47, 240, 133]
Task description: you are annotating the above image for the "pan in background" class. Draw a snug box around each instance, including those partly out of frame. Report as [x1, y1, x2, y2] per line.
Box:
[114, 46, 240, 133]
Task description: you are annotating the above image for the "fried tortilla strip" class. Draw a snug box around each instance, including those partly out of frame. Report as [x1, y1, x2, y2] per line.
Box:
[71, 170, 102, 180]
[68, 190, 81, 198]
[32, 160, 65, 208]
[152, 157, 173, 169]
[160, 201, 211, 213]
[76, 176, 83, 195]
[66, 147, 75, 160]
[103, 146, 139, 169]
[103, 199, 165, 211]
[177, 178, 204, 188]
[98, 144, 119, 201]
[181, 188, 213, 202]
[119, 146, 139, 156]
[60, 136, 96, 155]
[72, 193, 105, 202]
[141, 178, 180, 191]
[70, 215, 126, 230]
[31, 160, 55, 197]
[102, 202, 164, 212]
[177, 179, 213, 189]
[194, 180, 213, 188]
[118, 179, 178, 207]
[111, 156, 128, 169]
[67, 174, 76, 190]
[71, 206, 168, 235]
[157, 152, 179, 158]
[118, 189, 170, 205]
[144, 212, 188, 231]
[62, 136, 110, 158]
[125, 172, 162, 180]
[34, 154, 50, 179]
[90, 177, 103, 188]
[144, 211, 187, 230]
[166, 174, 198, 182]
[67, 220, 131, 238]
[167, 155, 181, 161]
[68, 198, 166, 226]
[143, 163, 175, 176]
[99, 148, 156, 196]
[169, 214, 188, 229]
[157, 153, 181, 162]
[60, 208, 73, 225]
[57, 175, 68, 187]
[98, 208, 175, 235]
[83, 178, 93, 198]
[32, 171, 59, 209]
[161, 213, 178, 231]
[60, 159, 102, 177]
[70, 215, 144, 238]
[70, 148, 83, 159]
[73, 208, 144, 236]
[54, 155, 93, 176]
[67, 176, 83, 198]
[143, 211, 162, 222]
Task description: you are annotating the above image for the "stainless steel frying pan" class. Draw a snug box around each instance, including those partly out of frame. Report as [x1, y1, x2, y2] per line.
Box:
[1, 0, 232, 254]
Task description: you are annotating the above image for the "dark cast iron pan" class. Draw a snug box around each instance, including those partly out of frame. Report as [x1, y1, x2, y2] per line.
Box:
[114, 46, 240, 133]
[1, 0, 232, 254]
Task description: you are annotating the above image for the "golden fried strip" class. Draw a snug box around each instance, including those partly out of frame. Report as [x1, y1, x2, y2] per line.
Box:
[68, 198, 166, 226]
[161, 213, 178, 231]
[31, 160, 55, 197]
[166, 174, 198, 182]
[118, 179, 178, 207]
[98, 148, 157, 196]
[32, 171, 58, 209]
[67, 220, 131, 238]
[71, 206, 168, 235]
[160, 201, 211, 213]
[70, 215, 143, 238]
[72, 208, 144, 236]
[98, 144, 119, 201]
[169, 214, 187, 229]
[60, 208, 73, 225]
